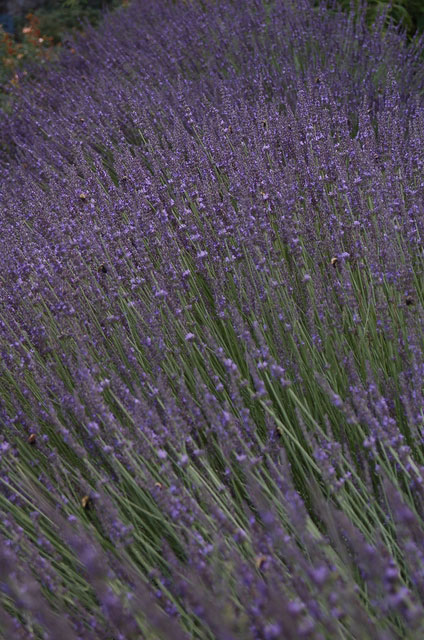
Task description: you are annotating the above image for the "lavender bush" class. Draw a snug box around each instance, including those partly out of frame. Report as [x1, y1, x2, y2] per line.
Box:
[1, 0, 424, 637]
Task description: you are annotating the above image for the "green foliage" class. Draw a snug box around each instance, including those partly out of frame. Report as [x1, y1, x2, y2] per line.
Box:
[23, 0, 125, 44]
[335, 0, 424, 37]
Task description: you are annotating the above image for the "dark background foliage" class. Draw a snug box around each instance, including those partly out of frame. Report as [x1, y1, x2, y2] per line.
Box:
[16, 0, 126, 42]
[335, 0, 424, 37]
[2, 0, 125, 40]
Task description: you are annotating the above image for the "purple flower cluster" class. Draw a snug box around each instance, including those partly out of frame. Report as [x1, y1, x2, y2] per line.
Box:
[1, 0, 424, 637]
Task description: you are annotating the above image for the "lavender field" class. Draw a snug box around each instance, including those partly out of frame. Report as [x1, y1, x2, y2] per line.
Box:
[2, 0, 424, 637]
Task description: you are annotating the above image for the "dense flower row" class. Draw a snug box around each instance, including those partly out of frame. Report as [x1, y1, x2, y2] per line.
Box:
[1, 0, 424, 637]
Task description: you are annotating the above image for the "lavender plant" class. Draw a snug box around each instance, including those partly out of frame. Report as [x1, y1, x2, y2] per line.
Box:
[1, 0, 424, 637]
